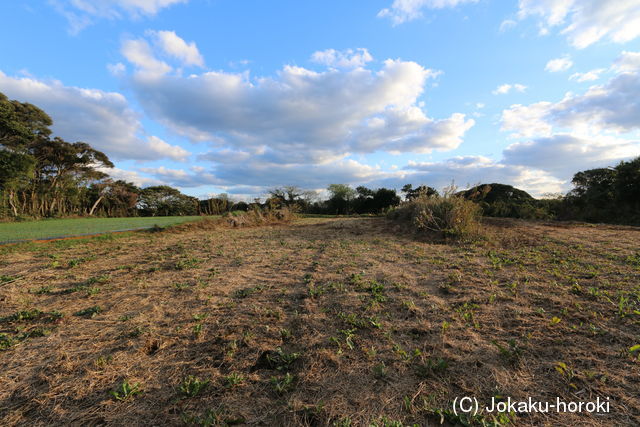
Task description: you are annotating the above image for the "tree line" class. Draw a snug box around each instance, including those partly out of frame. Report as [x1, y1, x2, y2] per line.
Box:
[1, 92, 638, 224]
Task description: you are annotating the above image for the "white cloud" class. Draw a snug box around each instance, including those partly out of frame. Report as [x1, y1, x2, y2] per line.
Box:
[569, 68, 605, 82]
[613, 50, 640, 72]
[545, 55, 573, 72]
[503, 134, 640, 178]
[394, 156, 564, 196]
[124, 55, 473, 163]
[378, 0, 479, 25]
[500, 52, 640, 183]
[96, 167, 162, 187]
[149, 30, 204, 67]
[0, 70, 189, 161]
[492, 83, 527, 95]
[499, 19, 517, 32]
[502, 51, 640, 137]
[51, 0, 188, 33]
[147, 135, 190, 161]
[107, 62, 126, 76]
[311, 48, 373, 69]
[122, 38, 172, 77]
[517, 0, 640, 48]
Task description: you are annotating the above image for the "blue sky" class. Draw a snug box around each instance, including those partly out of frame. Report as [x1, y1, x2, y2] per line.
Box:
[1, 0, 639, 200]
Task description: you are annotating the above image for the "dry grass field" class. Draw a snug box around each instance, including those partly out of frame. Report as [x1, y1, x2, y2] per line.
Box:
[0, 217, 639, 426]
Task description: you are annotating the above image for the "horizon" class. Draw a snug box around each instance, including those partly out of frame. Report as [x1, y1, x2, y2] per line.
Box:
[1, 0, 639, 200]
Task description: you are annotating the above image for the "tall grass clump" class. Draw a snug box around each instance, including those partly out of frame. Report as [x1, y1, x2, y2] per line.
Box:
[387, 189, 482, 239]
[223, 206, 296, 228]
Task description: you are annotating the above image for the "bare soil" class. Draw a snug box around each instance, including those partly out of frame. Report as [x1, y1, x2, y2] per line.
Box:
[0, 217, 639, 426]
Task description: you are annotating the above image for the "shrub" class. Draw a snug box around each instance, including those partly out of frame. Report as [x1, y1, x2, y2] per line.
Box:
[388, 192, 481, 239]
[223, 207, 295, 228]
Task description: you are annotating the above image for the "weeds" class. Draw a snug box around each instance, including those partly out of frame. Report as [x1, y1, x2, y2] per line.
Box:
[74, 306, 102, 318]
[110, 380, 142, 401]
[225, 373, 244, 388]
[491, 339, 523, 364]
[180, 376, 210, 397]
[271, 373, 295, 394]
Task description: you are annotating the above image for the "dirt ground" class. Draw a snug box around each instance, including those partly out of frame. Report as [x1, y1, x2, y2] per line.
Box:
[0, 217, 639, 426]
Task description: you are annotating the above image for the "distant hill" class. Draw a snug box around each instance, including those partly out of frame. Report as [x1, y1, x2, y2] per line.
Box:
[458, 183, 546, 219]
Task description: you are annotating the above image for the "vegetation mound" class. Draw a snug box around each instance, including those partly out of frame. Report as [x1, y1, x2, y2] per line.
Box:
[387, 193, 481, 239]
[458, 183, 551, 219]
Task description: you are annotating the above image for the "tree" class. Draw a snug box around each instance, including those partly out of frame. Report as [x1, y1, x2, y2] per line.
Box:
[0, 150, 36, 216]
[327, 184, 356, 214]
[564, 157, 640, 224]
[401, 184, 438, 200]
[0, 93, 52, 150]
[139, 186, 198, 216]
[372, 188, 400, 212]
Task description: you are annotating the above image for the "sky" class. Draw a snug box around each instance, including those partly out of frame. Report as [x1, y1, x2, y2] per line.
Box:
[1, 0, 640, 200]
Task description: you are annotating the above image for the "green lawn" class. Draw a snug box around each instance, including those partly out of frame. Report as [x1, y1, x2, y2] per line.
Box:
[0, 216, 204, 243]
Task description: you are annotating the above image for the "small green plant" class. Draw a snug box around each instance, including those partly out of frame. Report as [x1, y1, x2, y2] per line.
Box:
[225, 373, 244, 388]
[0, 333, 16, 349]
[174, 257, 202, 270]
[491, 339, 523, 364]
[441, 320, 450, 335]
[280, 328, 293, 340]
[373, 362, 387, 379]
[271, 372, 295, 394]
[192, 323, 203, 338]
[555, 362, 577, 389]
[74, 306, 102, 318]
[110, 380, 142, 401]
[0, 275, 17, 284]
[629, 344, 640, 360]
[173, 282, 192, 290]
[180, 375, 210, 397]
[339, 328, 357, 350]
[267, 347, 300, 371]
[86, 286, 101, 296]
[86, 274, 109, 285]
[32, 285, 53, 295]
[1, 309, 42, 323]
[415, 357, 448, 377]
[369, 280, 386, 303]
[95, 355, 113, 368]
[454, 302, 479, 328]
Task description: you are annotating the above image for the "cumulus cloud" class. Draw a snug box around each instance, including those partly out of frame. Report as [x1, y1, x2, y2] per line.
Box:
[505, 71, 640, 137]
[492, 83, 527, 95]
[107, 62, 127, 76]
[613, 50, 640, 72]
[123, 55, 474, 164]
[122, 31, 205, 77]
[500, 51, 640, 181]
[517, 0, 640, 48]
[392, 156, 564, 196]
[311, 48, 373, 69]
[112, 42, 481, 193]
[148, 30, 204, 67]
[51, 0, 188, 33]
[0, 70, 189, 161]
[545, 55, 573, 72]
[569, 68, 605, 82]
[378, 0, 479, 25]
[96, 167, 162, 187]
[499, 19, 517, 32]
[122, 38, 172, 77]
[503, 134, 640, 178]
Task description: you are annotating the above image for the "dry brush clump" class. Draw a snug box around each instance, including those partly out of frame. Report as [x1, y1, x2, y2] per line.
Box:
[170, 207, 296, 233]
[387, 193, 482, 239]
[223, 206, 296, 228]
